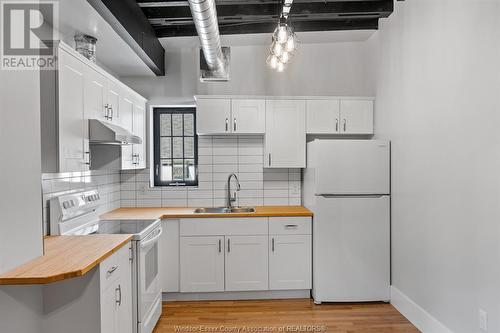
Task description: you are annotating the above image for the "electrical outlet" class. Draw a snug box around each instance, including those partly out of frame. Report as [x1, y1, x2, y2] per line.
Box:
[290, 183, 301, 196]
[479, 309, 488, 332]
[138, 183, 147, 193]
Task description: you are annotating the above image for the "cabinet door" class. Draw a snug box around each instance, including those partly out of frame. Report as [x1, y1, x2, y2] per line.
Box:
[107, 81, 121, 124]
[159, 220, 180, 292]
[306, 99, 340, 134]
[269, 235, 312, 290]
[265, 100, 306, 168]
[231, 99, 265, 134]
[84, 68, 108, 121]
[180, 236, 225, 292]
[120, 94, 135, 170]
[116, 244, 133, 333]
[58, 49, 88, 172]
[196, 98, 231, 135]
[225, 235, 268, 291]
[132, 102, 146, 169]
[100, 283, 118, 333]
[339, 100, 374, 134]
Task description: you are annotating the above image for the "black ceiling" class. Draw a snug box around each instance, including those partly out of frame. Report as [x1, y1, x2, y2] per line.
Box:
[135, 0, 394, 38]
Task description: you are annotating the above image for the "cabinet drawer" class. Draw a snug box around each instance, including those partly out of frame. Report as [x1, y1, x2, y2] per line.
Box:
[180, 218, 268, 236]
[269, 217, 311, 235]
[100, 242, 130, 290]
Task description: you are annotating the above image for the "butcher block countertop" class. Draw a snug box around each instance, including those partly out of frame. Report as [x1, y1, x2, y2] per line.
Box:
[100, 206, 313, 220]
[0, 234, 132, 285]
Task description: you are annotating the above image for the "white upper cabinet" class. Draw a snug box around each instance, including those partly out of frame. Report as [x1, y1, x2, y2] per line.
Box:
[106, 80, 121, 124]
[42, 42, 148, 173]
[132, 102, 147, 169]
[196, 98, 265, 135]
[306, 99, 340, 134]
[339, 100, 374, 134]
[231, 99, 265, 134]
[265, 100, 306, 168]
[196, 98, 232, 134]
[58, 48, 89, 172]
[306, 99, 374, 135]
[84, 68, 108, 122]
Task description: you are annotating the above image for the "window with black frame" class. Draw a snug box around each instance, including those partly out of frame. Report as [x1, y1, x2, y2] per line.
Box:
[153, 107, 198, 186]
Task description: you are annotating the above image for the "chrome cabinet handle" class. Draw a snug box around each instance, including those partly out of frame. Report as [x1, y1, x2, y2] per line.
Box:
[268, 153, 272, 166]
[335, 118, 339, 132]
[85, 151, 91, 167]
[218, 239, 222, 253]
[272, 237, 275, 252]
[227, 238, 230, 253]
[104, 104, 109, 119]
[285, 224, 298, 229]
[343, 119, 347, 132]
[110, 106, 114, 121]
[107, 265, 118, 276]
[233, 118, 237, 132]
[155, 165, 159, 176]
[115, 284, 122, 306]
[225, 118, 229, 132]
[132, 153, 139, 165]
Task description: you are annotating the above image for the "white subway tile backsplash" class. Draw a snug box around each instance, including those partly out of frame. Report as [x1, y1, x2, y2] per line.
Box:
[213, 155, 238, 164]
[120, 135, 301, 208]
[42, 170, 122, 236]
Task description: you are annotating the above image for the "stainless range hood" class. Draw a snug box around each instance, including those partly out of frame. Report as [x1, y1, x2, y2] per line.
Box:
[89, 119, 141, 145]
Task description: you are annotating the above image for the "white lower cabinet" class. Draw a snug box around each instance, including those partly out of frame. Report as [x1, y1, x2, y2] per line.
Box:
[159, 219, 180, 292]
[225, 235, 268, 291]
[180, 236, 225, 292]
[177, 217, 311, 294]
[100, 242, 133, 333]
[269, 235, 312, 290]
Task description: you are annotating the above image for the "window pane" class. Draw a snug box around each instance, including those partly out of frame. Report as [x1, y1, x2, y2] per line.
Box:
[160, 137, 171, 158]
[172, 114, 183, 136]
[172, 159, 184, 181]
[160, 114, 171, 136]
[184, 159, 196, 181]
[172, 137, 183, 158]
[160, 160, 172, 182]
[183, 114, 194, 136]
[184, 137, 194, 158]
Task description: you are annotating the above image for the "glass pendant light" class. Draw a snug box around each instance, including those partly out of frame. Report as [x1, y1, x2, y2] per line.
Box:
[281, 51, 289, 64]
[286, 35, 295, 52]
[276, 62, 285, 72]
[272, 41, 283, 57]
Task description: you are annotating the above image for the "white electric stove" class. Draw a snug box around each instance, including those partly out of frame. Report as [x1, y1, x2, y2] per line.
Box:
[49, 190, 162, 333]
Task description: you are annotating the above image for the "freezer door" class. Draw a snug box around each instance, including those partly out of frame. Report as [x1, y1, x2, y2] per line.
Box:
[312, 195, 390, 302]
[312, 140, 390, 195]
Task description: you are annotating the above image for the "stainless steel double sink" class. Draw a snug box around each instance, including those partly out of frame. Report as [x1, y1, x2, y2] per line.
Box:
[193, 207, 256, 214]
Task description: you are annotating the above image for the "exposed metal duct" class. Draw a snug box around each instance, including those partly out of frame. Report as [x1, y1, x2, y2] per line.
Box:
[187, 0, 230, 81]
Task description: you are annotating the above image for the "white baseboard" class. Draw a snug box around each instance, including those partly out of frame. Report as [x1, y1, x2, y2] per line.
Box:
[163, 290, 311, 302]
[391, 286, 454, 333]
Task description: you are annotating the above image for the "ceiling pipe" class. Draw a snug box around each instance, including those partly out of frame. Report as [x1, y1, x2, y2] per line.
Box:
[187, 0, 225, 71]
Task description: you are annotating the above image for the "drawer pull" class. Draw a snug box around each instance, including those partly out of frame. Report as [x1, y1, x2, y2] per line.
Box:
[107, 265, 118, 276]
[285, 224, 298, 229]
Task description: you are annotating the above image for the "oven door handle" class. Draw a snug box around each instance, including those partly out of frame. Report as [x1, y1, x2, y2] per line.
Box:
[140, 227, 163, 249]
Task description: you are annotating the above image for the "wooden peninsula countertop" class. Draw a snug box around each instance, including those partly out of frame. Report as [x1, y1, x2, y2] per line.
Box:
[0, 234, 132, 285]
[100, 206, 313, 220]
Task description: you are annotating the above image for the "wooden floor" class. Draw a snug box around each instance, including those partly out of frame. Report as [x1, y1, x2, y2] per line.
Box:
[154, 299, 420, 333]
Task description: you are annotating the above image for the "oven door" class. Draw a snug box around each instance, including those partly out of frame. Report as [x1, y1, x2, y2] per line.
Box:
[137, 226, 162, 330]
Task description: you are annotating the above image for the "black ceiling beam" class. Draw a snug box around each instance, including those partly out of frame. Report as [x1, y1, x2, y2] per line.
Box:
[154, 18, 379, 37]
[87, 0, 165, 76]
[141, 1, 393, 20]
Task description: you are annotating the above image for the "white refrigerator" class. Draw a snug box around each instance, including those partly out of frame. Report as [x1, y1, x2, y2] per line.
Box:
[303, 140, 390, 303]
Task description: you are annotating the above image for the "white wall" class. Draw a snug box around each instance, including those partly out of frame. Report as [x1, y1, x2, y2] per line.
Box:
[372, 1, 500, 332]
[0, 70, 44, 273]
[121, 41, 376, 104]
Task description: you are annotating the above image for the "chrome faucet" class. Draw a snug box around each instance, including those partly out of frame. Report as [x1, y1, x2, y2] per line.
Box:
[226, 173, 241, 208]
